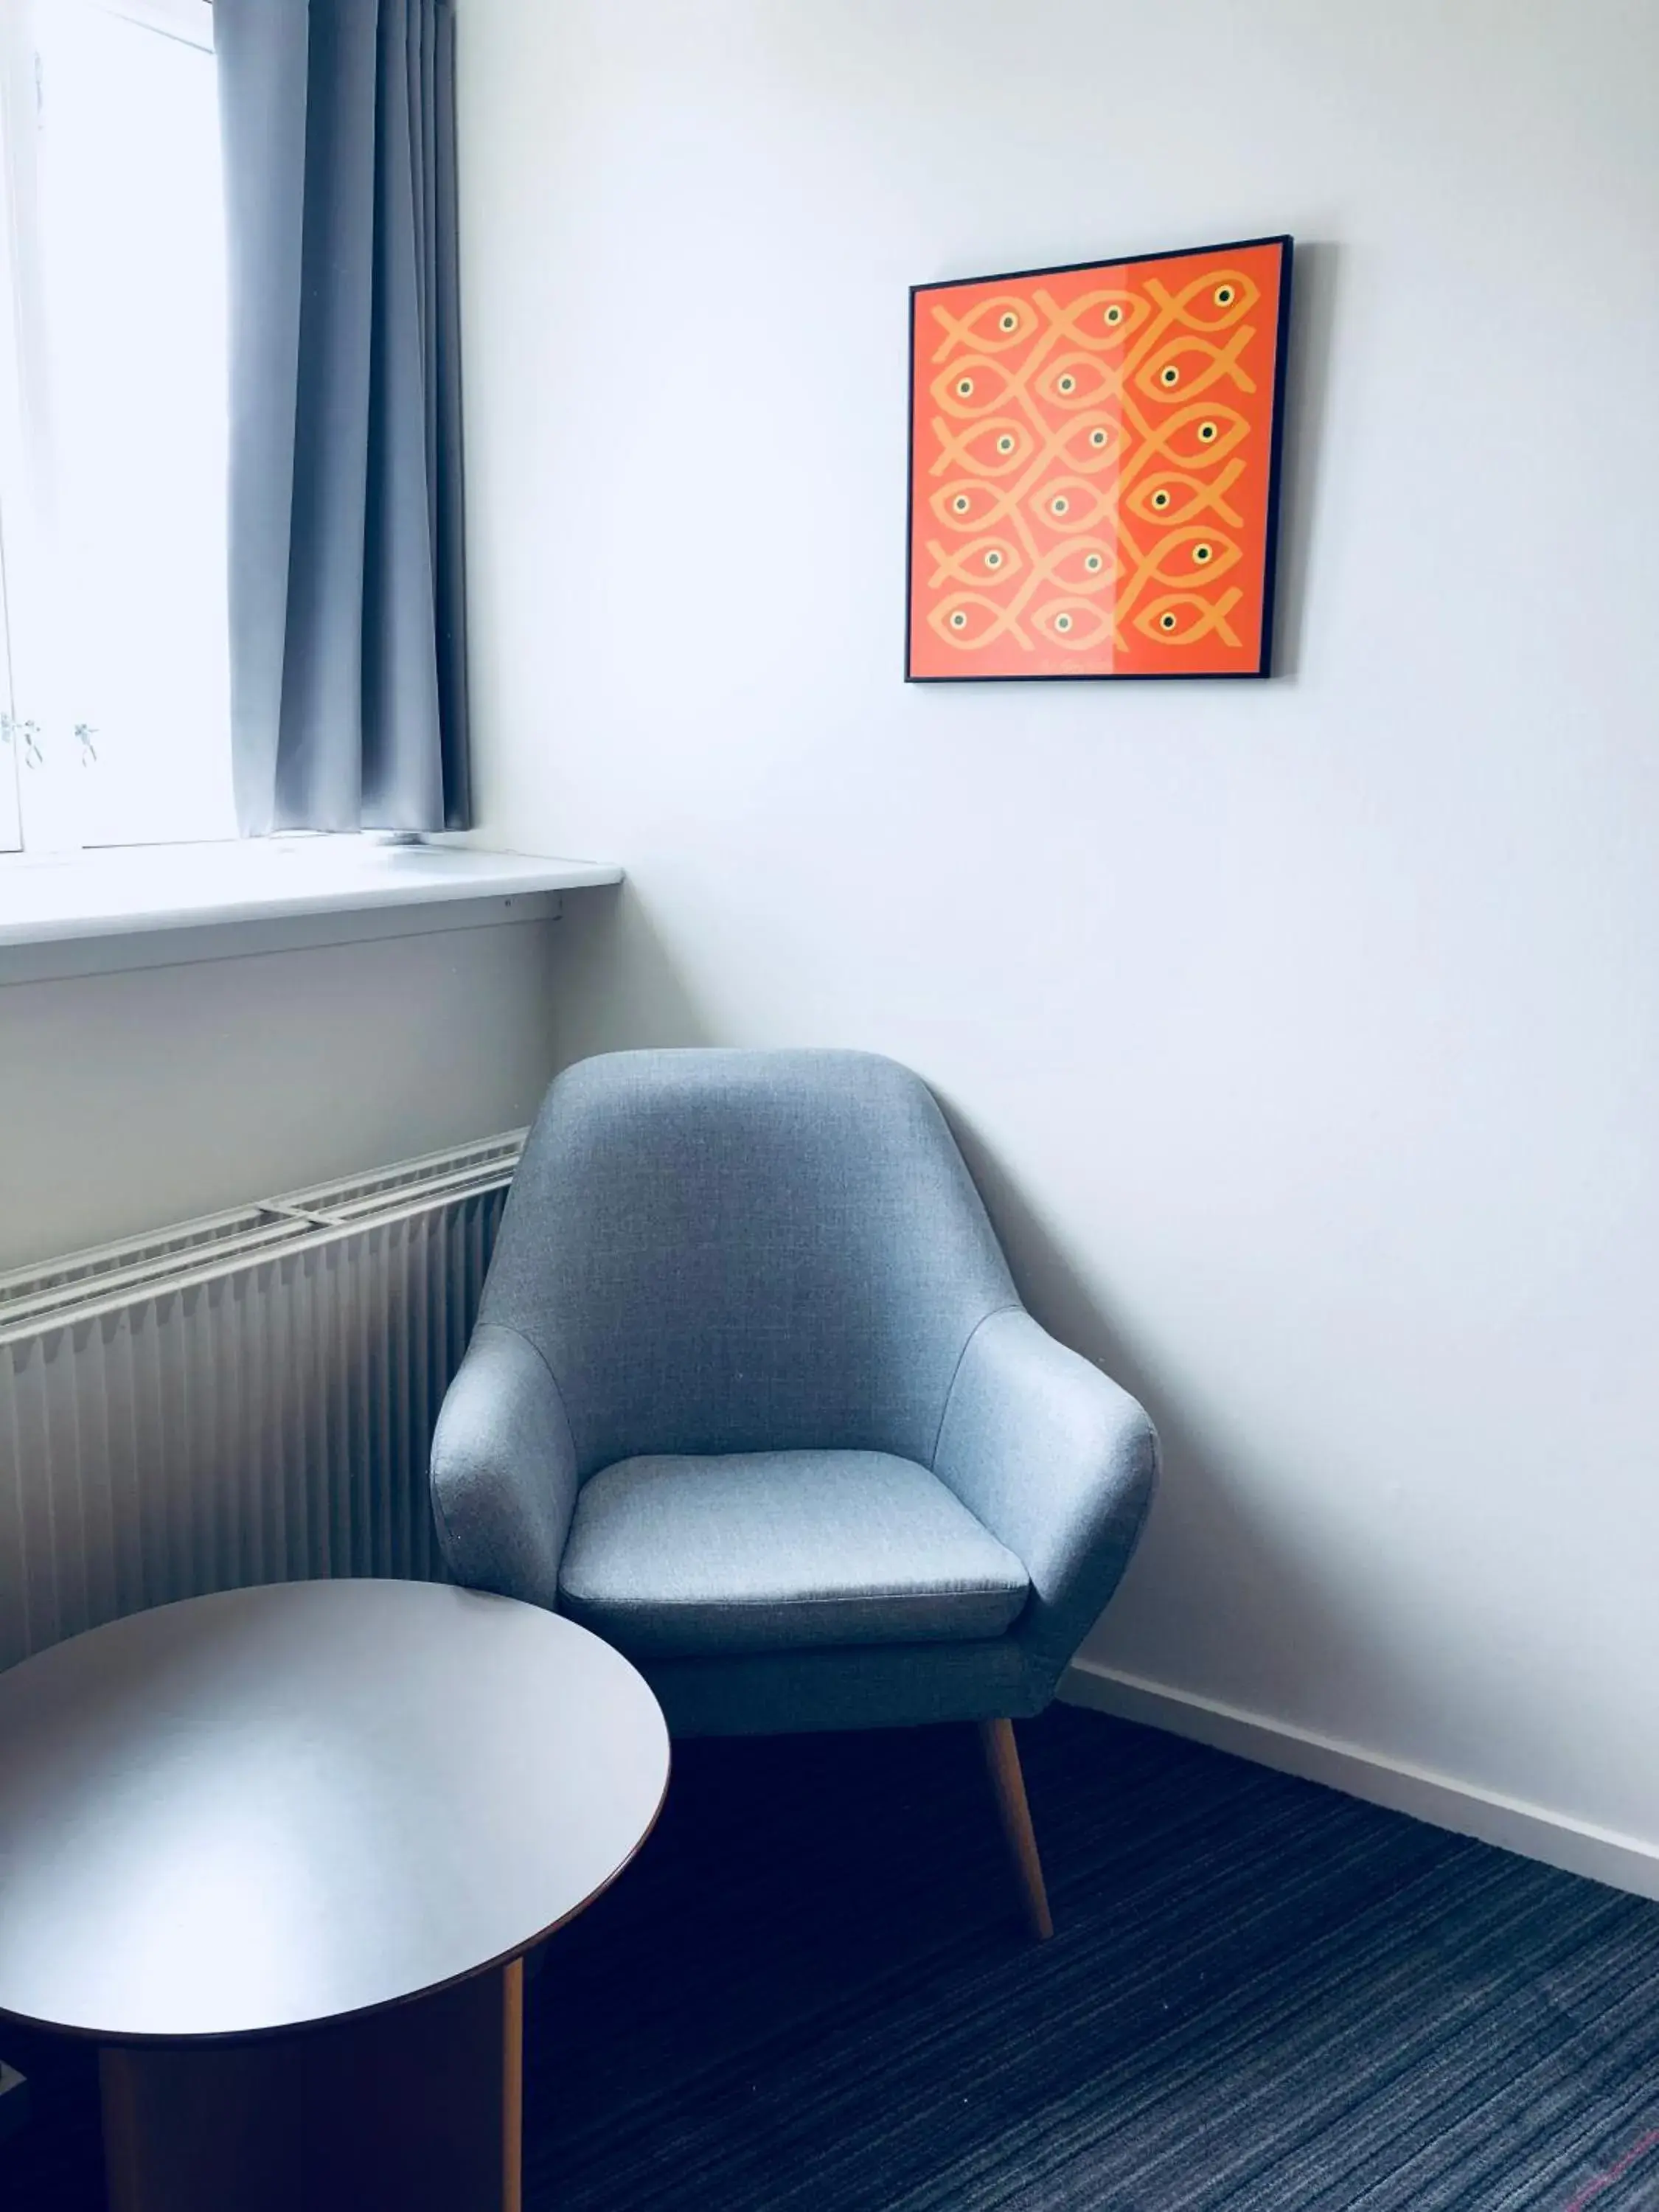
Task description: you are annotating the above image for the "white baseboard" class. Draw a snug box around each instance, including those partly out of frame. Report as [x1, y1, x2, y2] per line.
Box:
[1060, 1655, 1659, 1904]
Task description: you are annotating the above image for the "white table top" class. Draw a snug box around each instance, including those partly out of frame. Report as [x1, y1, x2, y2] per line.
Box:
[0, 1581, 669, 2042]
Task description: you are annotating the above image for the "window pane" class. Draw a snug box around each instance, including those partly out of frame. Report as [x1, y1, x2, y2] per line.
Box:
[35, 0, 232, 844]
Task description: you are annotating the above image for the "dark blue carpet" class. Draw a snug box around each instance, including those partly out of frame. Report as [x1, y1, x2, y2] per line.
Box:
[5, 1707, 1659, 2208]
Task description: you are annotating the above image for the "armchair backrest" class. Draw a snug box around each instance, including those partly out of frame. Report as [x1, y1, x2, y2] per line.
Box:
[479, 1049, 1019, 1476]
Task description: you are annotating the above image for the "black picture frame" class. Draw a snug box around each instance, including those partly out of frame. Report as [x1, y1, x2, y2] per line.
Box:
[905, 234, 1294, 683]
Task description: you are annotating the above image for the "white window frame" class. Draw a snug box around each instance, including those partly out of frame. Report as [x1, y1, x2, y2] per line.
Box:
[0, 0, 46, 854]
[0, 0, 218, 858]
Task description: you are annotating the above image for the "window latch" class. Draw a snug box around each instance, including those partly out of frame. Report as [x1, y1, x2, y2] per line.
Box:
[1, 714, 43, 769]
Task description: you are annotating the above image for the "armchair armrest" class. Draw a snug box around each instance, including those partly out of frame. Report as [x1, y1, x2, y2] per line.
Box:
[932, 1307, 1158, 1690]
[429, 1322, 580, 1609]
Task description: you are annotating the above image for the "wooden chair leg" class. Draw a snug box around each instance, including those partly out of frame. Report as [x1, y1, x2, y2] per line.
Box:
[978, 1717, 1054, 1941]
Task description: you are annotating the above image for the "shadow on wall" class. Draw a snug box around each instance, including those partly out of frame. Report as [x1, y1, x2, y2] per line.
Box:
[546, 883, 717, 1064]
[945, 1096, 1402, 1721]
[1270, 238, 1341, 683]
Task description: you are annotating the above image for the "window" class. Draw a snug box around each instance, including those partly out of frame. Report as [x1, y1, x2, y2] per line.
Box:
[0, 0, 231, 855]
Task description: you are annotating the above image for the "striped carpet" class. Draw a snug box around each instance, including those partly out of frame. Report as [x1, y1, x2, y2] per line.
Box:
[6, 1706, 1659, 2208]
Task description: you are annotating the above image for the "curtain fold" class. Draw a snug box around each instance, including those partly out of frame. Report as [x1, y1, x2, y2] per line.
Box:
[216, 0, 470, 837]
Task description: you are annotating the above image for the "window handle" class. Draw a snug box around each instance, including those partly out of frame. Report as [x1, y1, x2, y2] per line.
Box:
[1, 714, 43, 770]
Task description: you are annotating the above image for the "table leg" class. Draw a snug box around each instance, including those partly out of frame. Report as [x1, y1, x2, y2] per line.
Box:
[503, 1951, 524, 2209]
[100, 1958, 525, 2212]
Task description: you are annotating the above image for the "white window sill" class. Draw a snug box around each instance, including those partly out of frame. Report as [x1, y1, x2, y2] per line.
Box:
[0, 838, 622, 983]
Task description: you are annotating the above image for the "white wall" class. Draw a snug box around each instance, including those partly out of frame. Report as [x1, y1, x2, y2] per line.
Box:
[0, 919, 563, 1273]
[457, 2, 1659, 1879]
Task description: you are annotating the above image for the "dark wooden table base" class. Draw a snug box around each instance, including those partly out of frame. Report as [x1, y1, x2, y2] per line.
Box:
[99, 1958, 524, 2212]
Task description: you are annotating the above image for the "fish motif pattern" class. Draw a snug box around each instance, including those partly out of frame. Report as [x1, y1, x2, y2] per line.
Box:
[908, 239, 1290, 678]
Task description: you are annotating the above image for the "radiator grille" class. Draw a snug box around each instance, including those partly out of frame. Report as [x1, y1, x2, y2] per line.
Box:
[0, 1134, 524, 1669]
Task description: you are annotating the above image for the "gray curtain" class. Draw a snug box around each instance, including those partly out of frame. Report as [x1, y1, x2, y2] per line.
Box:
[215, 0, 470, 836]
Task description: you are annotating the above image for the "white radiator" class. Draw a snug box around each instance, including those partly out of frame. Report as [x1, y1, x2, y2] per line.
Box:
[0, 1132, 525, 1669]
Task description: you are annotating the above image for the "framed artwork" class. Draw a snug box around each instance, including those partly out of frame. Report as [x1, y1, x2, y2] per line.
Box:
[906, 234, 1292, 681]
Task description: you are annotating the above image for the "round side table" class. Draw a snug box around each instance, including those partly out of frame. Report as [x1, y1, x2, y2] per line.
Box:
[0, 1579, 669, 2211]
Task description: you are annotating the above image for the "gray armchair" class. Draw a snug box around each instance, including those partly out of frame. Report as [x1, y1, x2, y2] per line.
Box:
[430, 1048, 1157, 1937]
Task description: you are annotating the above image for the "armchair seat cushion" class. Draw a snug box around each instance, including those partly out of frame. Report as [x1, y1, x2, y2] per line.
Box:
[557, 1450, 1030, 1660]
